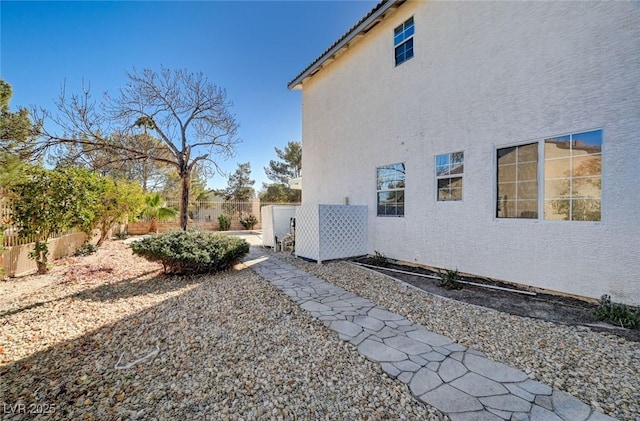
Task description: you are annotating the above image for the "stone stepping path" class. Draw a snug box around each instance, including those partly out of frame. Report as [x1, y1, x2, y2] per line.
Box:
[243, 250, 615, 421]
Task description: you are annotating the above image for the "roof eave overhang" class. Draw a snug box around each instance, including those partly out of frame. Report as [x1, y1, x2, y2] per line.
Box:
[287, 0, 405, 91]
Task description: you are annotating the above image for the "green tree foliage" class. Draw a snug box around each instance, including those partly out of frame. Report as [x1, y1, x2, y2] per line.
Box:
[141, 192, 179, 233]
[0, 80, 39, 183]
[94, 179, 145, 246]
[259, 182, 299, 203]
[0, 80, 38, 154]
[264, 141, 301, 183]
[53, 132, 173, 192]
[6, 166, 104, 273]
[262, 141, 301, 202]
[34, 67, 240, 230]
[161, 164, 211, 204]
[219, 162, 255, 201]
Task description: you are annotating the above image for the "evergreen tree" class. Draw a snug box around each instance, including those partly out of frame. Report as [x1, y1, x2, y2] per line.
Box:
[0, 79, 39, 183]
[262, 141, 301, 202]
[220, 162, 255, 201]
[264, 141, 301, 184]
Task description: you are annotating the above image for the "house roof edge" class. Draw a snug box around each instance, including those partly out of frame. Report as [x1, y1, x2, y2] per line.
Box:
[287, 0, 405, 91]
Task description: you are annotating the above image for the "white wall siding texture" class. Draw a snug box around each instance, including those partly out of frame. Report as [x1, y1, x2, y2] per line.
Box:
[299, 1, 640, 304]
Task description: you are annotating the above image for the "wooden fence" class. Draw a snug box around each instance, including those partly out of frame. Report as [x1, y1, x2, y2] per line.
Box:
[1, 231, 90, 277]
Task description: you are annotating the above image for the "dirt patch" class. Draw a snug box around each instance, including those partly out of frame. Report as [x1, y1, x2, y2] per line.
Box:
[352, 258, 640, 343]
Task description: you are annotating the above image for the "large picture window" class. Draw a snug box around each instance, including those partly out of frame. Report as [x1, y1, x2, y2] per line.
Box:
[496, 130, 602, 221]
[377, 163, 405, 216]
[394, 17, 414, 66]
[436, 152, 464, 201]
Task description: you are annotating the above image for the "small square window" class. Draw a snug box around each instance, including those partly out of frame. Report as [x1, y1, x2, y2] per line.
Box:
[394, 17, 414, 66]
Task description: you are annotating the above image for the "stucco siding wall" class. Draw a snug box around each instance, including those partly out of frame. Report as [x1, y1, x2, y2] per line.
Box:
[300, 1, 640, 304]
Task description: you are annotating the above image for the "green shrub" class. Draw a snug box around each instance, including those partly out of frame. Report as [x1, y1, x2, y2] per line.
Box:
[115, 231, 129, 240]
[74, 242, 98, 256]
[438, 268, 463, 290]
[370, 250, 389, 267]
[593, 295, 639, 329]
[239, 213, 258, 230]
[130, 230, 250, 275]
[218, 214, 231, 231]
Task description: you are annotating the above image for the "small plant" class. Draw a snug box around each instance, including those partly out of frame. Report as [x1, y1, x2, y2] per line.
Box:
[218, 214, 231, 231]
[370, 250, 389, 267]
[239, 213, 258, 230]
[438, 268, 463, 290]
[593, 295, 639, 329]
[115, 231, 129, 240]
[130, 230, 250, 275]
[74, 242, 98, 257]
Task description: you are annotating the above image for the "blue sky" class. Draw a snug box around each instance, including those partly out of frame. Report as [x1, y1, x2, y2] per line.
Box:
[0, 0, 377, 190]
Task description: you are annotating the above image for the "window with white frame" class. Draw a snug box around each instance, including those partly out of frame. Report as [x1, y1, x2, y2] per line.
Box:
[544, 130, 602, 221]
[436, 152, 464, 201]
[394, 17, 414, 66]
[496, 130, 602, 221]
[377, 163, 405, 216]
[497, 143, 538, 218]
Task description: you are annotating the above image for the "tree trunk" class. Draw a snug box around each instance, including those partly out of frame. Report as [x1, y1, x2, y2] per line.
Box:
[36, 259, 48, 274]
[36, 248, 48, 274]
[150, 217, 158, 233]
[97, 222, 109, 246]
[180, 170, 191, 231]
[33, 235, 49, 274]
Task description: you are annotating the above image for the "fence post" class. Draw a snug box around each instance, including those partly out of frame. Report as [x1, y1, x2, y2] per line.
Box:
[252, 198, 261, 229]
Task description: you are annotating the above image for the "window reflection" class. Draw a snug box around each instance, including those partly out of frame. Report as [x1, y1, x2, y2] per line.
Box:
[497, 143, 538, 218]
[544, 130, 602, 221]
[377, 163, 405, 216]
[394, 17, 415, 65]
[436, 151, 464, 201]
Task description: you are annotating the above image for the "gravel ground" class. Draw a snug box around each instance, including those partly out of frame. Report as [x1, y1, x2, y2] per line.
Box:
[0, 241, 441, 420]
[278, 252, 640, 421]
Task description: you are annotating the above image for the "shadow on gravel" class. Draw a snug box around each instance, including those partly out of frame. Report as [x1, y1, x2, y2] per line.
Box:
[0, 270, 211, 317]
[71, 271, 207, 303]
[0, 300, 60, 318]
[0, 283, 202, 419]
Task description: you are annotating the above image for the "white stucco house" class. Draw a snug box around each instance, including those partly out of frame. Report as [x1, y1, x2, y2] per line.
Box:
[288, 0, 640, 305]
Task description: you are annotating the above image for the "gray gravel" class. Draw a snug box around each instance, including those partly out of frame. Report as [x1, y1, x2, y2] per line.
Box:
[0, 242, 442, 420]
[2, 240, 638, 420]
[278, 252, 640, 421]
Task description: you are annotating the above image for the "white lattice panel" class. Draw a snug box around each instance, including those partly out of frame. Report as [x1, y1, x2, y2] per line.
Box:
[295, 205, 367, 263]
[294, 205, 319, 260]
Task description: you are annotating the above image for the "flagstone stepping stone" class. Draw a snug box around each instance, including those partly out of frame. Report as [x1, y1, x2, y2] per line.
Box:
[330, 320, 362, 337]
[463, 353, 528, 383]
[407, 329, 455, 347]
[244, 250, 618, 421]
[358, 338, 407, 362]
[384, 335, 433, 355]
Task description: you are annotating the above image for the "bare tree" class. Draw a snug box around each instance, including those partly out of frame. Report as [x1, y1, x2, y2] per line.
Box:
[33, 67, 240, 229]
[52, 132, 173, 192]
